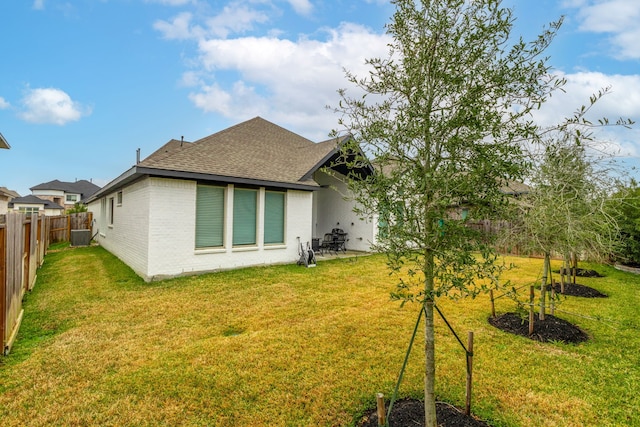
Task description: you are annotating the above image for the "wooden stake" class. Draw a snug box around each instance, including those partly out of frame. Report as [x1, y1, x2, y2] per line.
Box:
[489, 290, 495, 318]
[529, 285, 535, 336]
[465, 331, 474, 416]
[376, 393, 386, 427]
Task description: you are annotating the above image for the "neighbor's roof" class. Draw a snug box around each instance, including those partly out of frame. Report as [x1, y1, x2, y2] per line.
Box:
[0, 187, 20, 199]
[500, 181, 531, 196]
[9, 195, 64, 210]
[30, 179, 101, 200]
[0, 132, 9, 149]
[90, 117, 363, 201]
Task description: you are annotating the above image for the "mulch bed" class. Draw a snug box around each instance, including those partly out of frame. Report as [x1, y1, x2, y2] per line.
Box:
[555, 268, 604, 278]
[358, 398, 490, 427]
[488, 312, 589, 344]
[550, 282, 607, 298]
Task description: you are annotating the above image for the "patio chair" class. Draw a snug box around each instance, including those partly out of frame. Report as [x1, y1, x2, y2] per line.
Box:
[319, 233, 335, 255]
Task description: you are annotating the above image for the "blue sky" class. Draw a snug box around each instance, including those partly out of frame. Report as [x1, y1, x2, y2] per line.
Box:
[1, 0, 638, 196]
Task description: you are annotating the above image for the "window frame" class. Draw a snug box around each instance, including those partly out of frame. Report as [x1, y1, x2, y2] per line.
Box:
[232, 188, 258, 247]
[264, 190, 286, 245]
[108, 197, 114, 226]
[195, 184, 225, 249]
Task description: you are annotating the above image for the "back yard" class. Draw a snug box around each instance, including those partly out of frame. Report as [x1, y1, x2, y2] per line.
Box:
[1, 246, 639, 426]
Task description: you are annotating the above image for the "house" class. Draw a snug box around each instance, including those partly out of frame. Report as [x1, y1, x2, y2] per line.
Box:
[0, 187, 20, 215]
[8, 195, 65, 216]
[30, 179, 101, 211]
[87, 117, 377, 281]
[0, 132, 9, 149]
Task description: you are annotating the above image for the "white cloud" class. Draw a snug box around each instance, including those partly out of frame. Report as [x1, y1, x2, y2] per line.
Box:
[155, 3, 270, 40]
[154, 12, 201, 40]
[286, 0, 313, 16]
[184, 23, 390, 139]
[532, 71, 640, 159]
[145, 0, 195, 5]
[534, 72, 640, 126]
[0, 97, 9, 109]
[19, 87, 91, 125]
[32, 0, 44, 10]
[570, 0, 640, 59]
[204, 4, 270, 38]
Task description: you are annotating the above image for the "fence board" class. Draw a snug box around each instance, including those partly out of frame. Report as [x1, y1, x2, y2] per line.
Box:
[0, 225, 5, 351]
[4, 213, 25, 355]
[1, 212, 84, 355]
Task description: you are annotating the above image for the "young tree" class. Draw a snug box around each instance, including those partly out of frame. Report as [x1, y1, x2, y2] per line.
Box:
[516, 86, 634, 316]
[609, 180, 640, 266]
[518, 132, 620, 318]
[331, 1, 563, 425]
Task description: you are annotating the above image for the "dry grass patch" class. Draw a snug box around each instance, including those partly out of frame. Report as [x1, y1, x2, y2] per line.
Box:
[1, 247, 639, 426]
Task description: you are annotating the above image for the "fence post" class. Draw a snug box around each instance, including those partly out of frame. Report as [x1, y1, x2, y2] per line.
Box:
[67, 215, 71, 242]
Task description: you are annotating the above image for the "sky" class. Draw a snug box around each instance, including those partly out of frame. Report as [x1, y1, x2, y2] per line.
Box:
[1, 0, 639, 197]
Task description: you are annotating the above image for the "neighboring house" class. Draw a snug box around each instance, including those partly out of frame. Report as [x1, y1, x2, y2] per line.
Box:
[87, 117, 377, 281]
[30, 179, 101, 211]
[0, 187, 20, 215]
[0, 132, 9, 149]
[8, 195, 65, 216]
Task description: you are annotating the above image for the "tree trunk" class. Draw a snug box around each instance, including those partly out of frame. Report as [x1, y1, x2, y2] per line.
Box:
[540, 253, 549, 320]
[424, 251, 437, 427]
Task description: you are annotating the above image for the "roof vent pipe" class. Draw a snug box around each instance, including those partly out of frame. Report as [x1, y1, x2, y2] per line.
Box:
[181, 136, 184, 147]
[136, 148, 140, 164]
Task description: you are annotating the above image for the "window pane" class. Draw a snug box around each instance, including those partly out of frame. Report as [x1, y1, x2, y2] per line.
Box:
[233, 189, 257, 245]
[196, 185, 224, 248]
[264, 192, 284, 244]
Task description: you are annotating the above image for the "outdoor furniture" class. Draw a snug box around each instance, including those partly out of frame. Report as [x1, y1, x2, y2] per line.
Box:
[319, 233, 335, 255]
[331, 228, 347, 253]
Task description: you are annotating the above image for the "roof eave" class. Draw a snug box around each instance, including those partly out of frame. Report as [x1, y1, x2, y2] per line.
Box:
[0, 132, 9, 149]
[88, 166, 320, 203]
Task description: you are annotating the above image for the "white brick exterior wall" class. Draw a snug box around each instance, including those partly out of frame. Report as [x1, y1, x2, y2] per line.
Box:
[312, 171, 376, 252]
[90, 177, 313, 281]
[89, 178, 151, 277]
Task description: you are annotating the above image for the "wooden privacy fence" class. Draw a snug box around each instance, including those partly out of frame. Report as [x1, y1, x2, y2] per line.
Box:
[1, 211, 93, 355]
[49, 212, 93, 244]
[1, 212, 50, 355]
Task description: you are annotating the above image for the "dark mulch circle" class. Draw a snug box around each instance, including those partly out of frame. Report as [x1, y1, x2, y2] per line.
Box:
[358, 398, 490, 427]
[488, 312, 588, 344]
[555, 268, 604, 278]
[549, 282, 607, 298]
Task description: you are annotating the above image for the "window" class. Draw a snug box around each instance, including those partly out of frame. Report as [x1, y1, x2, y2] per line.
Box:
[100, 198, 107, 230]
[108, 197, 114, 226]
[19, 207, 39, 216]
[66, 194, 78, 203]
[264, 191, 285, 244]
[233, 188, 257, 246]
[195, 185, 224, 248]
[117, 191, 123, 205]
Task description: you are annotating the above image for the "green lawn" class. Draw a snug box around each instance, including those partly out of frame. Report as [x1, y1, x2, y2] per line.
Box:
[1, 246, 639, 426]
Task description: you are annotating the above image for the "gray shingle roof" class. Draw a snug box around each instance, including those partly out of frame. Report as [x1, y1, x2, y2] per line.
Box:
[30, 179, 101, 200]
[9, 195, 64, 209]
[0, 187, 20, 198]
[89, 117, 370, 202]
[138, 117, 339, 187]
